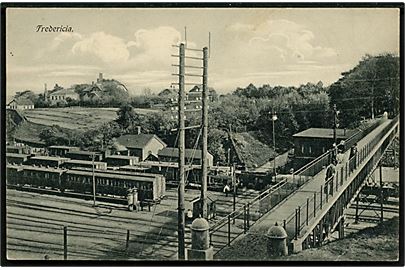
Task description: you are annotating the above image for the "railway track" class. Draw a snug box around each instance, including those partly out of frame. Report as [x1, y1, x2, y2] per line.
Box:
[6, 186, 261, 260]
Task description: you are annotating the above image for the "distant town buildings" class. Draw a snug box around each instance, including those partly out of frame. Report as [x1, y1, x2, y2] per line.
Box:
[48, 87, 79, 105]
[156, 85, 216, 120]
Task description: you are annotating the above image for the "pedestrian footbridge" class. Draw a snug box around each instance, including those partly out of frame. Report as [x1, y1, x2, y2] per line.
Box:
[209, 115, 399, 255]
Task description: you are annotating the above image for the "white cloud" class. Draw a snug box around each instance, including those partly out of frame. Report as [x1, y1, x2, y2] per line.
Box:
[50, 32, 83, 51]
[230, 19, 337, 63]
[127, 26, 182, 68]
[72, 32, 130, 63]
[227, 23, 254, 32]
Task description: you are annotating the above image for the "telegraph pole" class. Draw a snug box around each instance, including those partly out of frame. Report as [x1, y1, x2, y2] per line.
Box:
[201, 47, 209, 219]
[177, 43, 186, 260]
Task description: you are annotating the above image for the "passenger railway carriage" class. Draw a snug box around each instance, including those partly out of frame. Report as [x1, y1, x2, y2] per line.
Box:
[6, 165, 23, 185]
[16, 165, 65, 188]
[6, 153, 30, 165]
[62, 159, 108, 170]
[24, 156, 69, 168]
[69, 167, 165, 200]
[62, 169, 163, 201]
[6, 165, 165, 203]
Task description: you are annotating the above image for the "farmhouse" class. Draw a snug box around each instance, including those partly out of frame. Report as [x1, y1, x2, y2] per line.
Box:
[116, 133, 167, 161]
[7, 99, 34, 110]
[49, 87, 79, 105]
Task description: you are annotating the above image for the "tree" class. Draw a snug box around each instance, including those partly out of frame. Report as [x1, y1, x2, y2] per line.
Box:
[116, 105, 141, 129]
[329, 54, 399, 127]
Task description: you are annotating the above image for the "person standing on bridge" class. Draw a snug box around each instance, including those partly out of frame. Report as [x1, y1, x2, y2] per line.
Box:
[331, 143, 339, 165]
[325, 160, 336, 195]
[349, 143, 358, 173]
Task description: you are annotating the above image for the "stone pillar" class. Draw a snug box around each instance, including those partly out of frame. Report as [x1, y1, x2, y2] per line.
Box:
[266, 222, 288, 257]
[187, 217, 213, 260]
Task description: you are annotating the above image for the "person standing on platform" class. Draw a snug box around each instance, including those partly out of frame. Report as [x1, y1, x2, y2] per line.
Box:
[223, 184, 230, 197]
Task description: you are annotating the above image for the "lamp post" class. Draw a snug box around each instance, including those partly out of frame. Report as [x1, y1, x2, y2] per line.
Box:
[271, 109, 278, 182]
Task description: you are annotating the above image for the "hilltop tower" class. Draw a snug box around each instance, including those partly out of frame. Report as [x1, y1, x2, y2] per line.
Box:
[97, 73, 103, 83]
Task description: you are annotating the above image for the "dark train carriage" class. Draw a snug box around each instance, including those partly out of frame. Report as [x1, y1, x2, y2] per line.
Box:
[62, 159, 107, 170]
[238, 171, 273, 190]
[48, 145, 80, 157]
[62, 169, 163, 202]
[6, 153, 30, 165]
[6, 145, 30, 155]
[6, 164, 23, 185]
[105, 155, 139, 167]
[24, 156, 70, 168]
[141, 161, 201, 187]
[65, 150, 103, 161]
[18, 165, 66, 189]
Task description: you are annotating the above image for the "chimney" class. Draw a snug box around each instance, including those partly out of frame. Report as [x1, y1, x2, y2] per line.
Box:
[136, 126, 141, 135]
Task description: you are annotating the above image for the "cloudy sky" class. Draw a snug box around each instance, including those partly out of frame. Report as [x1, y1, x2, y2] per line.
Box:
[6, 7, 400, 96]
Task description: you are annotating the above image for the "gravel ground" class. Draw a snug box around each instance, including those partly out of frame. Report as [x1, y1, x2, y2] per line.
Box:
[215, 216, 400, 262]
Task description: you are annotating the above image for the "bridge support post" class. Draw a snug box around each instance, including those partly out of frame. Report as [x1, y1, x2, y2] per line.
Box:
[355, 194, 359, 224]
[338, 217, 345, 239]
[379, 164, 384, 223]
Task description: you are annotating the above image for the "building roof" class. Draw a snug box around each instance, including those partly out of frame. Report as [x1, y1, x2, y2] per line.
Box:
[8, 98, 34, 106]
[49, 88, 77, 96]
[158, 147, 212, 160]
[106, 155, 137, 160]
[116, 134, 167, 149]
[64, 160, 106, 165]
[67, 150, 101, 156]
[6, 145, 25, 149]
[65, 169, 156, 182]
[292, 128, 357, 139]
[30, 156, 70, 161]
[6, 153, 30, 158]
[49, 145, 80, 150]
[111, 141, 128, 152]
[22, 165, 66, 173]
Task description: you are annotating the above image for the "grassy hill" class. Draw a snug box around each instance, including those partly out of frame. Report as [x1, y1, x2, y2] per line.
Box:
[8, 107, 159, 145]
[20, 107, 159, 131]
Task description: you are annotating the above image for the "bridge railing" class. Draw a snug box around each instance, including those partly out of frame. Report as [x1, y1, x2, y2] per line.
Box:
[209, 177, 297, 254]
[290, 116, 389, 191]
[282, 116, 399, 241]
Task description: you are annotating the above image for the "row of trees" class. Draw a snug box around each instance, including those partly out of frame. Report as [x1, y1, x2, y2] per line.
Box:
[37, 53, 399, 165]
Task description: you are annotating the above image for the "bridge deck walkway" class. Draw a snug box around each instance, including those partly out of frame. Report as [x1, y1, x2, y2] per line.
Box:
[250, 119, 393, 236]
